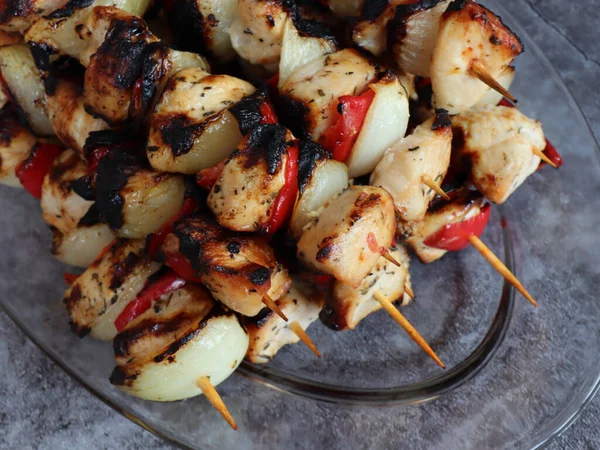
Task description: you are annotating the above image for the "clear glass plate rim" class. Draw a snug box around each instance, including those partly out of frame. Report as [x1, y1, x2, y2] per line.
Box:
[1, 0, 599, 448]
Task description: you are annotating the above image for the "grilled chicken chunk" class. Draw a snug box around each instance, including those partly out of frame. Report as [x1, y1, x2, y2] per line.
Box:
[279, 49, 379, 141]
[0, 109, 36, 187]
[297, 185, 396, 288]
[46, 78, 110, 156]
[81, 7, 159, 125]
[403, 190, 485, 263]
[208, 124, 293, 232]
[229, 0, 289, 67]
[40, 149, 93, 234]
[371, 110, 452, 223]
[147, 68, 255, 174]
[321, 246, 412, 331]
[111, 284, 248, 401]
[51, 223, 115, 267]
[246, 282, 325, 364]
[25, 1, 152, 63]
[0, 0, 68, 32]
[63, 238, 161, 340]
[95, 150, 186, 239]
[167, 0, 237, 63]
[452, 105, 545, 204]
[430, 0, 523, 113]
[161, 213, 291, 317]
[351, 0, 398, 56]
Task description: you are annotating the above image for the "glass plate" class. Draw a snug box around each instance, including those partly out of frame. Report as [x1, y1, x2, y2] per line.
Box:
[1, 1, 599, 448]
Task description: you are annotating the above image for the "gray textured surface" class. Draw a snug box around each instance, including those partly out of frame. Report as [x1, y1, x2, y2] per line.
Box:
[1, 0, 599, 449]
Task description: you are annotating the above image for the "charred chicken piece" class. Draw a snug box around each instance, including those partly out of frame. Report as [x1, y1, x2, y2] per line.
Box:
[0, 108, 36, 187]
[321, 246, 412, 331]
[246, 282, 325, 364]
[208, 124, 293, 232]
[279, 48, 379, 141]
[161, 213, 291, 317]
[45, 77, 109, 156]
[147, 68, 256, 175]
[63, 238, 161, 340]
[370, 110, 452, 223]
[430, 0, 523, 113]
[451, 105, 545, 204]
[297, 185, 396, 288]
[0, 0, 69, 33]
[40, 148, 93, 234]
[111, 285, 249, 401]
[166, 0, 238, 63]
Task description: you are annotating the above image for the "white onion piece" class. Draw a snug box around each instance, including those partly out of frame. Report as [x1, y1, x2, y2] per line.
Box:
[322, 0, 362, 17]
[116, 315, 249, 401]
[474, 66, 515, 107]
[346, 74, 409, 178]
[25, 0, 152, 64]
[148, 110, 242, 174]
[51, 224, 115, 267]
[195, 0, 238, 62]
[0, 45, 53, 135]
[391, 0, 451, 77]
[278, 18, 337, 88]
[290, 159, 348, 239]
[118, 172, 185, 238]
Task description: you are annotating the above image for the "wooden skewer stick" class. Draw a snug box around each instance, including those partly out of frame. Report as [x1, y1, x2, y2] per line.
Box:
[532, 147, 558, 169]
[373, 291, 445, 368]
[382, 249, 402, 267]
[404, 284, 415, 299]
[289, 321, 321, 358]
[470, 61, 517, 103]
[196, 376, 237, 430]
[263, 294, 289, 322]
[421, 174, 450, 200]
[467, 235, 538, 307]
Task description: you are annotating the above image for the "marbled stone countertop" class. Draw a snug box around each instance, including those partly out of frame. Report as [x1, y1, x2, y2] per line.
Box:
[1, 0, 599, 448]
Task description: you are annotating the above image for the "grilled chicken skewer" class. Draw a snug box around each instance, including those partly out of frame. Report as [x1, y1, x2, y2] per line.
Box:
[430, 0, 523, 113]
[160, 212, 291, 318]
[370, 109, 452, 223]
[111, 282, 247, 428]
[246, 281, 325, 363]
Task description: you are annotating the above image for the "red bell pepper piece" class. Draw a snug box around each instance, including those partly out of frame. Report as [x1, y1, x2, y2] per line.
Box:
[114, 269, 187, 332]
[322, 89, 375, 162]
[165, 252, 203, 283]
[86, 146, 112, 174]
[259, 101, 278, 124]
[16, 143, 64, 199]
[147, 196, 198, 258]
[259, 143, 299, 235]
[424, 204, 491, 252]
[267, 73, 279, 94]
[63, 273, 79, 285]
[196, 160, 226, 190]
[540, 138, 563, 169]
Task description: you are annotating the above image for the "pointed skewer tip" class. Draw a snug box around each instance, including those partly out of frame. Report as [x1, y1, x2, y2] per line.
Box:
[470, 61, 517, 103]
[382, 250, 402, 267]
[373, 291, 445, 368]
[196, 376, 238, 430]
[467, 235, 538, 307]
[533, 147, 558, 169]
[289, 321, 321, 358]
[421, 174, 450, 200]
[263, 294, 289, 322]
